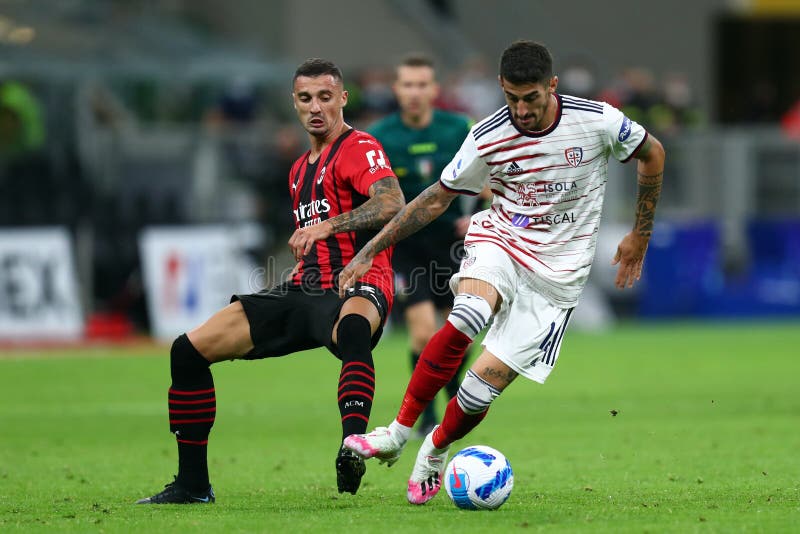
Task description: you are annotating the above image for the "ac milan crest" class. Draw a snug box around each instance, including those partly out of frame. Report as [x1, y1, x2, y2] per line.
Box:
[564, 147, 583, 168]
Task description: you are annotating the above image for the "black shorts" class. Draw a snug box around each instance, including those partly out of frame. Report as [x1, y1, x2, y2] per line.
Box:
[231, 282, 389, 360]
[393, 238, 463, 310]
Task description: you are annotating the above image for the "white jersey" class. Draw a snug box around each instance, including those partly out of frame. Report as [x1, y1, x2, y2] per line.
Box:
[440, 94, 648, 307]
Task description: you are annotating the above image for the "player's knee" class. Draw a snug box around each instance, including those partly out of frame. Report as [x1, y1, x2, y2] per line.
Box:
[170, 334, 210, 382]
[410, 325, 436, 350]
[406, 305, 436, 342]
[335, 314, 372, 355]
[447, 293, 493, 339]
[456, 369, 501, 415]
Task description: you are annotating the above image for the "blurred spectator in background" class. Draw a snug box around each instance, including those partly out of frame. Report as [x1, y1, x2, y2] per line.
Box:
[368, 54, 474, 436]
[450, 55, 504, 119]
[209, 77, 259, 126]
[559, 60, 598, 99]
[0, 80, 49, 226]
[75, 80, 135, 193]
[657, 71, 704, 133]
[595, 71, 625, 109]
[780, 96, 800, 139]
[0, 81, 45, 160]
[201, 77, 276, 267]
[618, 67, 660, 126]
[353, 66, 397, 126]
[203, 76, 266, 187]
[596, 68, 703, 135]
[252, 123, 303, 263]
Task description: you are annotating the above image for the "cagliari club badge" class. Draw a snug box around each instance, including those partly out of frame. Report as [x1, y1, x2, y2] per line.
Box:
[564, 147, 583, 167]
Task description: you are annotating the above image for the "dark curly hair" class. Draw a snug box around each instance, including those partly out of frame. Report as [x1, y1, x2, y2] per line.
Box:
[500, 40, 553, 85]
[293, 58, 343, 84]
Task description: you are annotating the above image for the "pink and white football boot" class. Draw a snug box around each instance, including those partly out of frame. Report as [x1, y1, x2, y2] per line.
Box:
[343, 425, 407, 467]
[406, 427, 449, 505]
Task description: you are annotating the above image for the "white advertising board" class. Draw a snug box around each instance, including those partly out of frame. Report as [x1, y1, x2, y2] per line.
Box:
[0, 227, 84, 340]
[140, 226, 255, 341]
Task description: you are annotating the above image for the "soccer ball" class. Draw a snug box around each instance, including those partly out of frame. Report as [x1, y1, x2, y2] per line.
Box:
[444, 445, 514, 510]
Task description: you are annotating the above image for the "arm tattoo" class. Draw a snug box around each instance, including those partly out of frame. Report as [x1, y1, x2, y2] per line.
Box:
[360, 182, 456, 257]
[634, 171, 663, 237]
[328, 177, 405, 233]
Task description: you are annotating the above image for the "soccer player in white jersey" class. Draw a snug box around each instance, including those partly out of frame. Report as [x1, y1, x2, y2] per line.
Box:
[339, 40, 665, 505]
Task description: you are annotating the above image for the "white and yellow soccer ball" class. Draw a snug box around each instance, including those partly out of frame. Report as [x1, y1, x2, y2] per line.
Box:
[444, 445, 514, 510]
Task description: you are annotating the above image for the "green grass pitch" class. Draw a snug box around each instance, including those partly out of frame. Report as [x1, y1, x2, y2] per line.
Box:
[1, 321, 798, 532]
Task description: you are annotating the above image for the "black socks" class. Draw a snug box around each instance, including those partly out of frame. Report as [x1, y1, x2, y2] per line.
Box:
[336, 315, 375, 440]
[169, 334, 215, 492]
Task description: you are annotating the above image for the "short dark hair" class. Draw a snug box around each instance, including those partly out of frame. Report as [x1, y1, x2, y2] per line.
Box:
[293, 58, 343, 84]
[500, 40, 553, 85]
[399, 54, 435, 70]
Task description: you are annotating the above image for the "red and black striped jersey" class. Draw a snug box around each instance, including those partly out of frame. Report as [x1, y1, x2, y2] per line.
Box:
[288, 128, 396, 307]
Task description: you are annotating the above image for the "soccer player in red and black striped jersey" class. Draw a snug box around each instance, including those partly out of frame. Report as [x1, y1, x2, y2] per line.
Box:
[137, 58, 405, 504]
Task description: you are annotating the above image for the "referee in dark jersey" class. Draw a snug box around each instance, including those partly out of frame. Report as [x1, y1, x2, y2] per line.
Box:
[368, 55, 478, 436]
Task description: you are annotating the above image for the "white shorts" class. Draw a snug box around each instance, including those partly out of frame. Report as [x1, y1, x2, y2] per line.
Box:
[450, 241, 574, 383]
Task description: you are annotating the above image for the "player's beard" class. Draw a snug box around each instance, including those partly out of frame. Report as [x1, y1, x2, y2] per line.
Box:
[536, 93, 556, 130]
[520, 94, 554, 131]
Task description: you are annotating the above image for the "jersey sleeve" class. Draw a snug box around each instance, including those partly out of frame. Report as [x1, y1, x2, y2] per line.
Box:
[339, 134, 396, 196]
[603, 102, 648, 163]
[438, 132, 489, 196]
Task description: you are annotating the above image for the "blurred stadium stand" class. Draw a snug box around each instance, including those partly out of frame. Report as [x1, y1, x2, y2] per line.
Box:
[0, 0, 798, 341]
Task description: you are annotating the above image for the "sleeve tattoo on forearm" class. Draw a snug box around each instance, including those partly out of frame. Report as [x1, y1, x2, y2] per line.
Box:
[634, 171, 663, 237]
[328, 177, 404, 233]
[363, 184, 445, 256]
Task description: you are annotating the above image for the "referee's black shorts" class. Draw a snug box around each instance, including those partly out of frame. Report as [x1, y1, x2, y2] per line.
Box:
[230, 281, 388, 360]
[394, 237, 462, 310]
